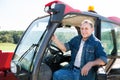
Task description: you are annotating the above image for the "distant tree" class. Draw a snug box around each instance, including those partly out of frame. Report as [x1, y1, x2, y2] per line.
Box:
[0, 31, 23, 44]
[0, 31, 13, 43]
[13, 31, 23, 44]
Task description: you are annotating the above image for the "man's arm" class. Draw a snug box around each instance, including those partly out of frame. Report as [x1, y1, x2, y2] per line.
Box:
[81, 58, 106, 76]
[51, 35, 67, 52]
[91, 58, 106, 66]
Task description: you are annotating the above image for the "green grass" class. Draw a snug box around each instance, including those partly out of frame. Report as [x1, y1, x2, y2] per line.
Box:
[0, 43, 17, 52]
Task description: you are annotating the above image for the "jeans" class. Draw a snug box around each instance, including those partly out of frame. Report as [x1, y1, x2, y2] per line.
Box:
[53, 68, 80, 80]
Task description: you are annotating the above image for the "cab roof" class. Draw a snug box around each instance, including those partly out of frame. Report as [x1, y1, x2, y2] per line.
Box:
[62, 11, 120, 26]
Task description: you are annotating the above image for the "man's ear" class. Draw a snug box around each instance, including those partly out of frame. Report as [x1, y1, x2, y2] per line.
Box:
[92, 27, 94, 31]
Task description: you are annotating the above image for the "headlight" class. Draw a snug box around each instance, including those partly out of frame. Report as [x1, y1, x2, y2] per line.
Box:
[51, 3, 56, 9]
[10, 60, 21, 74]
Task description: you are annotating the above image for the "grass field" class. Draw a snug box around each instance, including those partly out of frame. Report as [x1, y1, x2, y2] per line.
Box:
[0, 43, 17, 52]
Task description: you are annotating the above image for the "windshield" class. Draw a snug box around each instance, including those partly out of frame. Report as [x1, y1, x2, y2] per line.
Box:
[13, 16, 49, 70]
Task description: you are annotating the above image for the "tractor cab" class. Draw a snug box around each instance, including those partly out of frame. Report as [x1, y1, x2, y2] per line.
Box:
[1, 0, 120, 80]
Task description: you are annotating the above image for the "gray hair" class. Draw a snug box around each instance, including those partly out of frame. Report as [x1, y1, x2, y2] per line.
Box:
[81, 20, 94, 27]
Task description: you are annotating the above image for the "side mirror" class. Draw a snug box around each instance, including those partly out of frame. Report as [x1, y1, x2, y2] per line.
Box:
[50, 4, 65, 23]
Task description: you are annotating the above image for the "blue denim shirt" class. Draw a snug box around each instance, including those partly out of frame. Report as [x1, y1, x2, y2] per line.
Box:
[64, 34, 107, 80]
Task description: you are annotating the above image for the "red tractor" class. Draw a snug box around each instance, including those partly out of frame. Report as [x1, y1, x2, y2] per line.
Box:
[1, 0, 120, 80]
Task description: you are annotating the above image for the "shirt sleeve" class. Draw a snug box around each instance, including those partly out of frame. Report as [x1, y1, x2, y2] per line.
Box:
[64, 43, 70, 51]
[64, 36, 78, 52]
[95, 41, 107, 64]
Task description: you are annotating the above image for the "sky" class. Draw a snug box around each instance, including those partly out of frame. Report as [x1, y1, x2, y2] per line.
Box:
[0, 0, 120, 31]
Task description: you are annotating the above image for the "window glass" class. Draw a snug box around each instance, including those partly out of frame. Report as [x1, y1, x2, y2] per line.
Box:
[100, 22, 120, 73]
[13, 16, 49, 71]
[101, 21, 114, 55]
[115, 25, 120, 55]
[55, 26, 78, 43]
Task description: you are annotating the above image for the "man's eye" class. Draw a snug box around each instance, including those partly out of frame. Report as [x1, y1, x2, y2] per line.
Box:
[85, 28, 88, 30]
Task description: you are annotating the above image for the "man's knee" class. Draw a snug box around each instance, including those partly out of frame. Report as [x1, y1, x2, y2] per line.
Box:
[53, 69, 73, 80]
[53, 70, 61, 80]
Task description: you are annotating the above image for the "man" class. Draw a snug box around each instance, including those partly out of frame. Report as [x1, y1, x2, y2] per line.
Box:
[52, 20, 107, 80]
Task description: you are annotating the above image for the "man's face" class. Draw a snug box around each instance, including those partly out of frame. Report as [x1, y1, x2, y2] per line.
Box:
[80, 23, 94, 40]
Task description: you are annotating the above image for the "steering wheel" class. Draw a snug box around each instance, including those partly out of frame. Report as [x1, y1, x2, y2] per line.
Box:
[49, 44, 64, 55]
[44, 44, 64, 71]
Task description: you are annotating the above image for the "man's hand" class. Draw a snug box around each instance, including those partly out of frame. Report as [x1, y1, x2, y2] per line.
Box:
[51, 34, 57, 42]
[51, 34, 66, 52]
[81, 62, 93, 76]
[81, 58, 106, 76]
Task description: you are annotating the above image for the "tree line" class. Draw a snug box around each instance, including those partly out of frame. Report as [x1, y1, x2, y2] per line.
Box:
[0, 31, 23, 44]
